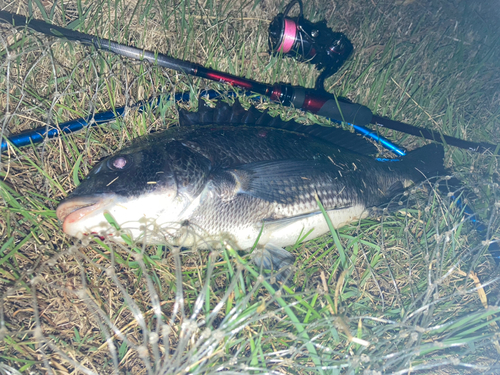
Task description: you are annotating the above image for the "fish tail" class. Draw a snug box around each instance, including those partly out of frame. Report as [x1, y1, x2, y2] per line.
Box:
[400, 143, 446, 180]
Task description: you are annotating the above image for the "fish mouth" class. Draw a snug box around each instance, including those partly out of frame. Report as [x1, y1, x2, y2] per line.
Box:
[56, 196, 111, 235]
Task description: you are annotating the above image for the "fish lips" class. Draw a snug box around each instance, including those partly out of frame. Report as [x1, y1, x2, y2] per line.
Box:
[56, 194, 114, 237]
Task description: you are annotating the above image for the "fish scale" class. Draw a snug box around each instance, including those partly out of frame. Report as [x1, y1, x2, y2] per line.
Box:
[56, 100, 445, 273]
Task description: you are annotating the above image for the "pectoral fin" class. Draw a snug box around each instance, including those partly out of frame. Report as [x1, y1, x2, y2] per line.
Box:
[230, 159, 340, 204]
[252, 243, 296, 282]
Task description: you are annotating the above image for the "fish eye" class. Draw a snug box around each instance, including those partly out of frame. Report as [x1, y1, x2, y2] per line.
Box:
[107, 155, 130, 171]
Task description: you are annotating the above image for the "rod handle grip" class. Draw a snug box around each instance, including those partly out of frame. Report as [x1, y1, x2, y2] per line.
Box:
[286, 86, 373, 125]
[315, 98, 373, 125]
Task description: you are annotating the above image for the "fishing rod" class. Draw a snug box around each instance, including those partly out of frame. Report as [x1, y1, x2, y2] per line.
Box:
[0, 10, 498, 263]
[0, 10, 497, 156]
[1, 91, 195, 152]
[0, 89, 402, 156]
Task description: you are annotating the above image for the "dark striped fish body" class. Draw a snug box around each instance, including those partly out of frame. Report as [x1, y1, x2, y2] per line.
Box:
[56, 101, 444, 264]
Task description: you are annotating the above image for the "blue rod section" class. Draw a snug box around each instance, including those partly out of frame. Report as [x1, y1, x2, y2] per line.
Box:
[451, 194, 500, 264]
[2, 89, 407, 156]
[351, 124, 406, 156]
[2, 106, 125, 152]
[1, 91, 215, 152]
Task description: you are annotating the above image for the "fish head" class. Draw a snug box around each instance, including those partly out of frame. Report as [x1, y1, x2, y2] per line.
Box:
[56, 139, 208, 241]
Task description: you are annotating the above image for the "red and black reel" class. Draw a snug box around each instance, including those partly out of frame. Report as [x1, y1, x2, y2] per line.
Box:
[268, 0, 353, 90]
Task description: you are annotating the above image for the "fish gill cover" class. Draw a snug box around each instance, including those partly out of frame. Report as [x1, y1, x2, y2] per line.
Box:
[0, 0, 500, 374]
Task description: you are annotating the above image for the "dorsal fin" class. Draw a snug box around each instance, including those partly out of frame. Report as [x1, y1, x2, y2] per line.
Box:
[178, 100, 378, 156]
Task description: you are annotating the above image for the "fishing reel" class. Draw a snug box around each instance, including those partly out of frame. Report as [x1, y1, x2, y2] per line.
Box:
[268, 0, 353, 91]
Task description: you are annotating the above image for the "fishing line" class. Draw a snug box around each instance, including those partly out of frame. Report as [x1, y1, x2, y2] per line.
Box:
[0, 10, 497, 155]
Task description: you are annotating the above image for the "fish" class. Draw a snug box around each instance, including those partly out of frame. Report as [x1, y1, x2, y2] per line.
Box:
[56, 100, 444, 272]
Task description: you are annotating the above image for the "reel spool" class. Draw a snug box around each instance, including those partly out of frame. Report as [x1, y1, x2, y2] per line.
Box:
[268, 0, 353, 90]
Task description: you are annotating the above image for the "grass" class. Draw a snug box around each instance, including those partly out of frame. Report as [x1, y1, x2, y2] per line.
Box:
[0, 0, 500, 373]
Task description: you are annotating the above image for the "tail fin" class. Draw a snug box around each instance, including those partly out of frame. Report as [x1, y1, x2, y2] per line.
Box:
[401, 144, 446, 181]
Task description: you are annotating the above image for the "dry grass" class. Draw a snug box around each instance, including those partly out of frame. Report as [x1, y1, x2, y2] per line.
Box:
[0, 0, 499, 374]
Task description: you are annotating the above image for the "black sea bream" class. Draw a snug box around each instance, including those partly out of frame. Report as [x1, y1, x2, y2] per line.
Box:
[56, 100, 444, 270]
